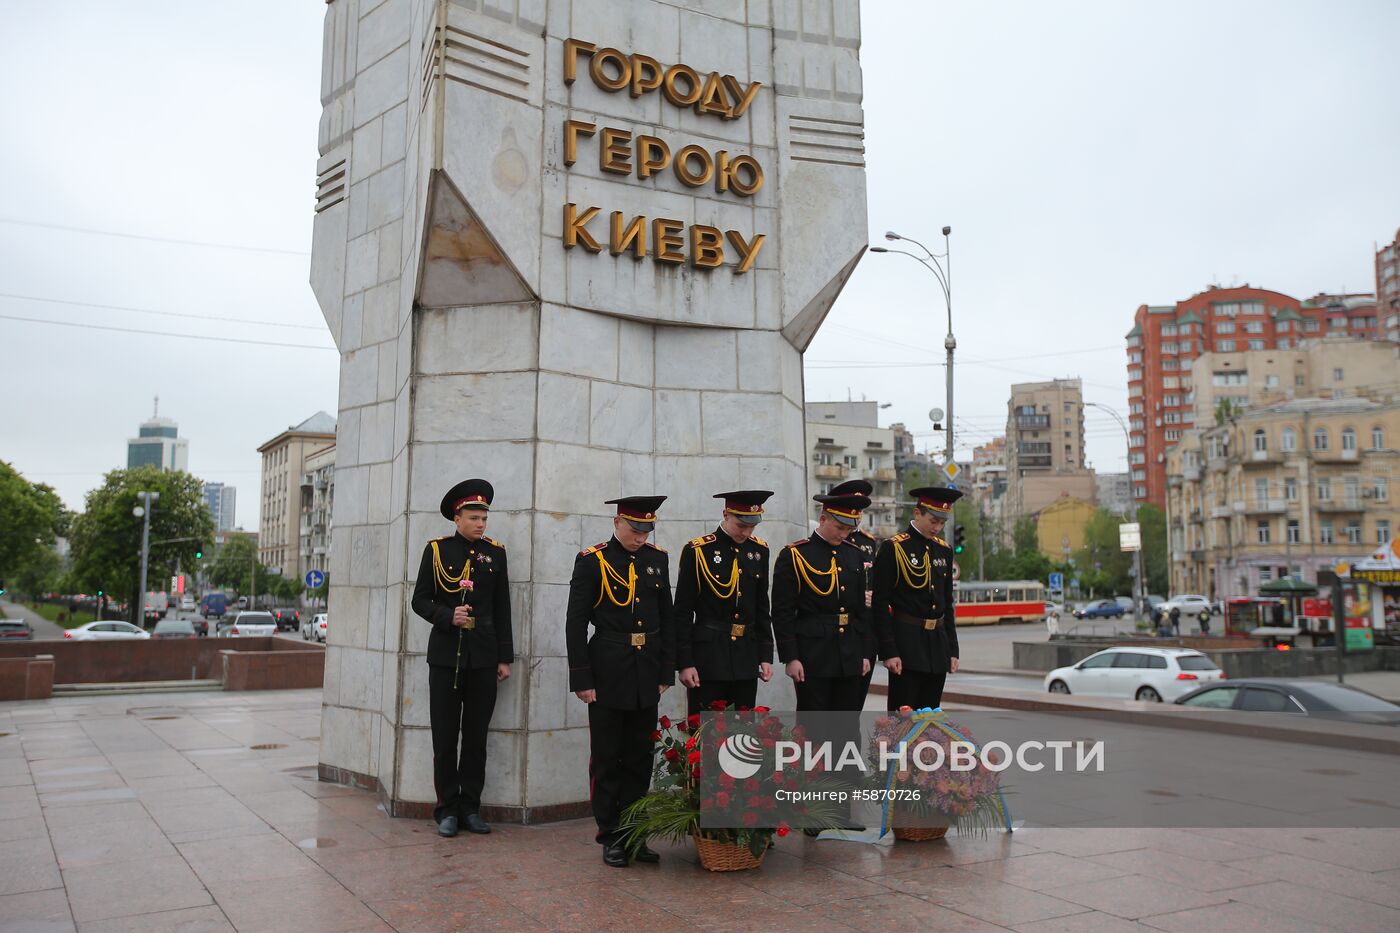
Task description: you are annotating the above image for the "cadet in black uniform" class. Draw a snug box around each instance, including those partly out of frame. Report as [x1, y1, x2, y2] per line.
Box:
[771, 492, 875, 712]
[829, 479, 878, 696]
[566, 496, 674, 868]
[873, 487, 961, 711]
[674, 490, 774, 716]
[410, 479, 513, 838]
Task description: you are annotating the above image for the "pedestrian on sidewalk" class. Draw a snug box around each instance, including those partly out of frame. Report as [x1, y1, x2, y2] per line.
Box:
[411, 479, 513, 840]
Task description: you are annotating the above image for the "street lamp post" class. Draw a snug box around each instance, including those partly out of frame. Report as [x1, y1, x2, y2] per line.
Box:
[133, 491, 159, 626]
[1085, 402, 1147, 619]
[870, 226, 955, 467]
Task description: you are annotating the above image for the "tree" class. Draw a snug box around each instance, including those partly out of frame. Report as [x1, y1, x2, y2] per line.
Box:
[1136, 503, 1169, 596]
[207, 533, 285, 598]
[1002, 516, 1053, 582]
[68, 467, 214, 624]
[0, 462, 65, 585]
[1214, 398, 1241, 427]
[1073, 508, 1134, 597]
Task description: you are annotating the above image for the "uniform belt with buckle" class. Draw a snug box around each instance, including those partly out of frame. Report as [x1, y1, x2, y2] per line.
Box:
[463, 617, 476, 630]
[596, 629, 659, 649]
[894, 610, 941, 631]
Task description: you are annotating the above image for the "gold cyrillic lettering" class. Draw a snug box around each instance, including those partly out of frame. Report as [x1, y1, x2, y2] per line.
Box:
[563, 120, 596, 166]
[636, 135, 671, 179]
[563, 203, 602, 252]
[721, 75, 762, 119]
[590, 48, 631, 91]
[690, 224, 725, 268]
[630, 54, 663, 98]
[563, 38, 596, 85]
[610, 212, 648, 259]
[673, 145, 714, 187]
[695, 72, 733, 118]
[599, 127, 632, 174]
[725, 230, 765, 273]
[661, 64, 702, 107]
[653, 218, 685, 263]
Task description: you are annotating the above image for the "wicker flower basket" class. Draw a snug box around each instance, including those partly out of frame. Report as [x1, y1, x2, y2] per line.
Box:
[893, 825, 949, 842]
[692, 831, 769, 872]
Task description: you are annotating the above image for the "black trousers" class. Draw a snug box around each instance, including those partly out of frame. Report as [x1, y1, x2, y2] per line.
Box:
[429, 664, 498, 822]
[886, 669, 948, 712]
[588, 702, 658, 845]
[687, 678, 758, 717]
[795, 674, 869, 713]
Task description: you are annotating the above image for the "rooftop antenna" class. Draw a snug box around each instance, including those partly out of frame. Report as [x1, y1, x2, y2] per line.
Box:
[153, 395, 159, 418]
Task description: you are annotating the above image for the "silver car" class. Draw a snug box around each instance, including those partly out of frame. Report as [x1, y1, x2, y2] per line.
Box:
[218, 611, 277, 637]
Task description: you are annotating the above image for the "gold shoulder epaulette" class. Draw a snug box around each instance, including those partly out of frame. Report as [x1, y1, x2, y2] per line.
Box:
[751, 536, 767, 547]
[485, 536, 505, 549]
[787, 537, 809, 547]
[892, 531, 910, 542]
[933, 535, 949, 548]
[432, 535, 452, 542]
[690, 533, 716, 547]
[580, 541, 607, 556]
[645, 541, 668, 553]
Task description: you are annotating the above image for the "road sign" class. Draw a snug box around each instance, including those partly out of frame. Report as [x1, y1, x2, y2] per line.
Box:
[1119, 522, 1141, 552]
[305, 569, 326, 589]
[1048, 572, 1064, 589]
[942, 461, 962, 482]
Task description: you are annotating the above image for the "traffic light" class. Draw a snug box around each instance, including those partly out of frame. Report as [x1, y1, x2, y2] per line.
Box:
[194, 548, 203, 560]
[953, 524, 966, 555]
[0, 580, 6, 597]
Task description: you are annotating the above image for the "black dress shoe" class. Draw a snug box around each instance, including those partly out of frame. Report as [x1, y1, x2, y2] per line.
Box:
[633, 841, 660, 863]
[463, 813, 491, 834]
[602, 844, 629, 868]
[436, 815, 459, 838]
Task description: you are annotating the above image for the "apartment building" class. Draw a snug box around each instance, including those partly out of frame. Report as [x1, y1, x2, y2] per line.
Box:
[257, 412, 336, 579]
[806, 401, 898, 539]
[1166, 397, 1400, 600]
[299, 443, 336, 592]
[1003, 379, 1096, 524]
[1127, 285, 1382, 509]
[1379, 228, 1400, 341]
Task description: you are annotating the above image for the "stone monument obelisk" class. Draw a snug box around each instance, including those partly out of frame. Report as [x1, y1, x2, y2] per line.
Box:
[311, 0, 867, 821]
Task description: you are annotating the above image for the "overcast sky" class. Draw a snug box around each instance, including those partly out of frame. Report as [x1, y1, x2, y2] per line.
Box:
[2, 1, 1397, 529]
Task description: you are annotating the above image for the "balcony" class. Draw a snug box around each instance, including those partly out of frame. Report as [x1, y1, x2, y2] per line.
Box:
[1182, 465, 1201, 481]
[873, 468, 896, 481]
[1315, 499, 1365, 513]
[1189, 507, 1203, 522]
[1313, 448, 1360, 463]
[1190, 549, 1206, 563]
[814, 464, 849, 480]
[1019, 456, 1052, 468]
[1242, 498, 1286, 514]
[1015, 415, 1050, 430]
[1243, 449, 1284, 465]
[1209, 505, 1232, 519]
[1206, 456, 1229, 472]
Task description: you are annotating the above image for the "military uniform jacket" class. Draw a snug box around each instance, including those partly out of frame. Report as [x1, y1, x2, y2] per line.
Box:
[771, 535, 875, 678]
[872, 525, 959, 672]
[566, 537, 675, 709]
[411, 532, 514, 670]
[673, 528, 773, 682]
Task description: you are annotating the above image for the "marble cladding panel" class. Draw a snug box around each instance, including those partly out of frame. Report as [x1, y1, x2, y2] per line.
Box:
[524, 726, 589, 807]
[538, 303, 618, 381]
[529, 582, 571, 656]
[588, 380, 653, 451]
[412, 372, 539, 443]
[321, 705, 374, 776]
[358, 0, 411, 72]
[532, 512, 583, 586]
[654, 326, 737, 390]
[408, 440, 536, 513]
[355, 44, 410, 129]
[702, 390, 785, 457]
[536, 372, 590, 444]
[329, 583, 371, 651]
[416, 303, 540, 375]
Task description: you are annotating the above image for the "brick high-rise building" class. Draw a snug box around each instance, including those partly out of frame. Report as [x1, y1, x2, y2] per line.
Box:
[1379, 228, 1400, 341]
[1003, 379, 1096, 525]
[1126, 285, 1382, 509]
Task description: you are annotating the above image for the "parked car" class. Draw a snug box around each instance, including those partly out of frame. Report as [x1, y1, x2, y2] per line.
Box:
[0, 619, 34, 641]
[1044, 647, 1225, 702]
[1160, 594, 1214, 624]
[1072, 599, 1125, 620]
[180, 595, 197, 611]
[152, 617, 198, 639]
[65, 621, 151, 641]
[216, 611, 277, 637]
[272, 608, 301, 632]
[1175, 679, 1400, 724]
[236, 596, 249, 610]
[302, 613, 327, 643]
[189, 616, 209, 637]
[1113, 596, 1135, 614]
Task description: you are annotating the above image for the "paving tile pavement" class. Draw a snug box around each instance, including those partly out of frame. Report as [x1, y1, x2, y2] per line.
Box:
[1, 688, 1399, 931]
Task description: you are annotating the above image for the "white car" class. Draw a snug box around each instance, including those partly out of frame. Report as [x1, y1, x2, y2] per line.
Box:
[1044, 647, 1225, 702]
[180, 596, 197, 611]
[217, 611, 277, 637]
[1160, 594, 1214, 622]
[64, 621, 151, 641]
[302, 613, 327, 643]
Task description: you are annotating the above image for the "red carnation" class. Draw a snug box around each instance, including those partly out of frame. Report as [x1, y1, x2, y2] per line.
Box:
[744, 777, 760, 792]
[664, 748, 680, 762]
[650, 730, 661, 742]
[685, 734, 699, 751]
[777, 821, 790, 837]
[687, 714, 701, 728]
[709, 700, 728, 712]
[747, 795, 762, 808]
[659, 715, 672, 729]
[688, 750, 701, 764]
[736, 705, 751, 712]
[715, 791, 730, 807]
[718, 774, 735, 790]
[898, 705, 913, 714]
[742, 811, 758, 827]
[755, 706, 770, 714]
